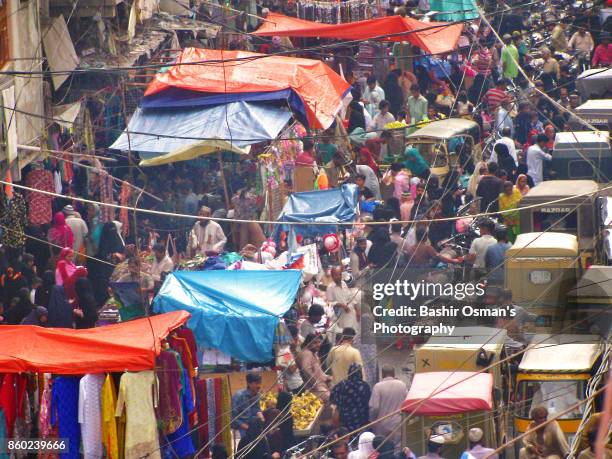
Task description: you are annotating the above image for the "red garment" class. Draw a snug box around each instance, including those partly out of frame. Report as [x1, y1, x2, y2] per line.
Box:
[592, 43, 612, 67]
[25, 169, 55, 225]
[196, 380, 209, 457]
[64, 266, 88, 301]
[484, 87, 509, 111]
[48, 212, 74, 249]
[295, 151, 315, 166]
[0, 373, 27, 437]
[359, 147, 380, 175]
[175, 328, 198, 369]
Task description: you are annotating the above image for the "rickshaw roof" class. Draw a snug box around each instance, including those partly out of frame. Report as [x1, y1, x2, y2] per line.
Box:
[421, 327, 507, 352]
[568, 265, 612, 298]
[505, 232, 579, 257]
[521, 180, 599, 199]
[402, 371, 493, 415]
[553, 131, 610, 150]
[576, 99, 612, 115]
[406, 118, 479, 140]
[518, 334, 603, 372]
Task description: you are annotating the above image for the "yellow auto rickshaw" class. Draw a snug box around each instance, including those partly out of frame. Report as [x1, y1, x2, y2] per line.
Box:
[513, 334, 604, 443]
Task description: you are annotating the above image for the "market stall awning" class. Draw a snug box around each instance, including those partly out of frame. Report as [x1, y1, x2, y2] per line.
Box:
[144, 48, 351, 129]
[110, 101, 292, 156]
[152, 270, 302, 362]
[139, 139, 249, 166]
[273, 184, 359, 240]
[402, 371, 493, 415]
[0, 311, 190, 374]
[253, 12, 462, 55]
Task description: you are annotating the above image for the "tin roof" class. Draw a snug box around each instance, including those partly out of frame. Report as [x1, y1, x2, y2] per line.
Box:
[505, 232, 579, 257]
[521, 180, 599, 199]
[518, 334, 603, 372]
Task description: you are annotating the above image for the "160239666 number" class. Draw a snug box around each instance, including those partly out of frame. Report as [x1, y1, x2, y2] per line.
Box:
[1, 439, 69, 453]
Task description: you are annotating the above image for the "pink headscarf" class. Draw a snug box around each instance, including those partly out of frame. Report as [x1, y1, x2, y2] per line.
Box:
[55, 247, 76, 286]
[48, 212, 74, 249]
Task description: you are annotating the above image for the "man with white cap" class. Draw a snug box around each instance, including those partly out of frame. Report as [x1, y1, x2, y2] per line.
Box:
[63, 205, 88, 255]
[187, 206, 227, 256]
[461, 428, 498, 459]
[418, 435, 446, 459]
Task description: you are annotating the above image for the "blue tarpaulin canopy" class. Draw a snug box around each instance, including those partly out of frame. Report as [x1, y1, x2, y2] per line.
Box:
[273, 184, 359, 243]
[110, 101, 292, 157]
[152, 270, 302, 362]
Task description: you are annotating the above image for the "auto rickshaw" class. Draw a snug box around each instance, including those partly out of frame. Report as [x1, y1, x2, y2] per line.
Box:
[403, 371, 508, 459]
[505, 232, 582, 332]
[517, 180, 601, 266]
[566, 265, 612, 335]
[513, 334, 604, 444]
[405, 118, 480, 178]
[552, 131, 611, 182]
[575, 99, 612, 132]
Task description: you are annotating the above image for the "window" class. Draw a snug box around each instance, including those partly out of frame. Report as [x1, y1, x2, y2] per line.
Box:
[516, 380, 586, 420]
[532, 209, 578, 234]
[0, 0, 8, 68]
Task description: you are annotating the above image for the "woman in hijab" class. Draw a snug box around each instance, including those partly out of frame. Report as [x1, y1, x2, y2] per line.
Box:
[516, 173, 530, 196]
[330, 363, 371, 432]
[348, 101, 367, 133]
[55, 248, 76, 286]
[358, 147, 380, 176]
[367, 226, 397, 268]
[74, 277, 97, 329]
[20, 306, 48, 326]
[348, 432, 376, 459]
[498, 180, 522, 242]
[89, 222, 125, 305]
[467, 161, 487, 200]
[85, 203, 103, 256]
[402, 148, 430, 180]
[35, 270, 55, 308]
[384, 71, 404, 117]
[47, 212, 74, 256]
[493, 142, 516, 182]
[47, 285, 74, 328]
[275, 391, 296, 452]
[3, 287, 34, 324]
[236, 418, 277, 459]
[63, 266, 88, 301]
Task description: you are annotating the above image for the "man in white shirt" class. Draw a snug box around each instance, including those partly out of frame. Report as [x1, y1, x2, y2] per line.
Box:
[494, 102, 514, 137]
[369, 365, 408, 445]
[526, 134, 552, 186]
[462, 428, 498, 459]
[63, 205, 88, 254]
[372, 100, 396, 133]
[326, 266, 360, 337]
[491, 127, 518, 165]
[149, 242, 174, 283]
[363, 75, 385, 118]
[465, 218, 497, 279]
[188, 206, 227, 256]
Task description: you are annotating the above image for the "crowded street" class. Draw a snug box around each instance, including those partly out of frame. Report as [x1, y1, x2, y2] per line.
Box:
[0, 0, 611, 457]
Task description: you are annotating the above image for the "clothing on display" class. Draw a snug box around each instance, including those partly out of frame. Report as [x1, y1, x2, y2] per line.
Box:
[297, 0, 371, 23]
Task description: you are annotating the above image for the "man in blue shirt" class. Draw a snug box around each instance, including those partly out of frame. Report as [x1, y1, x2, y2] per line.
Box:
[231, 372, 264, 437]
[485, 226, 512, 284]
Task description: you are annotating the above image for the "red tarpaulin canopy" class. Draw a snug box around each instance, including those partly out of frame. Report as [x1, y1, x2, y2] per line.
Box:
[402, 372, 493, 415]
[0, 311, 190, 374]
[254, 12, 463, 55]
[145, 48, 351, 129]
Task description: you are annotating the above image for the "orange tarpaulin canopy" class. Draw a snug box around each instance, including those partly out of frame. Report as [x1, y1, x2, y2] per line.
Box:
[254, 12, 463, 55]
[145, 48, 351, 129]
[0, 311, 190, 374]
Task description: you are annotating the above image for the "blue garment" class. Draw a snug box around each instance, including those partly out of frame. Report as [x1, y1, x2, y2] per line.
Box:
[164, 369, 195, 458]
[0, 410, 8, 459]
[231, 389, 261, 430]
[485, 242, 511, 282]
[51, 377, 81, 459]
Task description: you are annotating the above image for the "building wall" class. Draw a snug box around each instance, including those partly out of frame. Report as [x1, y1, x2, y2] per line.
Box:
[0, 0, 44, 166]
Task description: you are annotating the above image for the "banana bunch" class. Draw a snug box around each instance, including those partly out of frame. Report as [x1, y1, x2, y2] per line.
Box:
[260, 391, 278, 411]
[291, 392, 322, 431]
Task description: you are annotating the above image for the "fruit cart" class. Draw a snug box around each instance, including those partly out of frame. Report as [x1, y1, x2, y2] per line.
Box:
[260, 391, 325, 437]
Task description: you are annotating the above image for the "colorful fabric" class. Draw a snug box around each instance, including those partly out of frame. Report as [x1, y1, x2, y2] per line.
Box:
[164, 369, 195, 458]
[156, 351, 183, 435]
[196, 380, 210, 457]
[220, 378, 232, 455]
[101, 375, 119, 459]
[0, 193, 27, 248]
[78, 374, 105, 459]
[49, 213, 74, 251]
[26, 169, 55, 225]
[0, 374, 27, 438]
[51, 376, 81, 459]
[206, 379, 216, 446]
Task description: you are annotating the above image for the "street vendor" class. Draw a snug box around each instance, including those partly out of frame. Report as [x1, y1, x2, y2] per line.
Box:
[188, 206, 227, 256]
[231, 372, 265, 437]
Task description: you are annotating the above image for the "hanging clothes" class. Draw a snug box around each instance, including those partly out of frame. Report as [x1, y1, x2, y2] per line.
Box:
[115, 371, 161, 459]
[156, 351, 183, 435]
[174, 328, 198, 371]
[0, 193, 27, 248]
[163, 369, 195, 459]
[50, 376, 81, 459]
[78, 374, 105, 459]
[99, 171, 115, 223]
[119, 183, 131, 238]
[0, 374, 27, 438]
[101, 375, 119, 459]
[25, 169, 55, 225]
